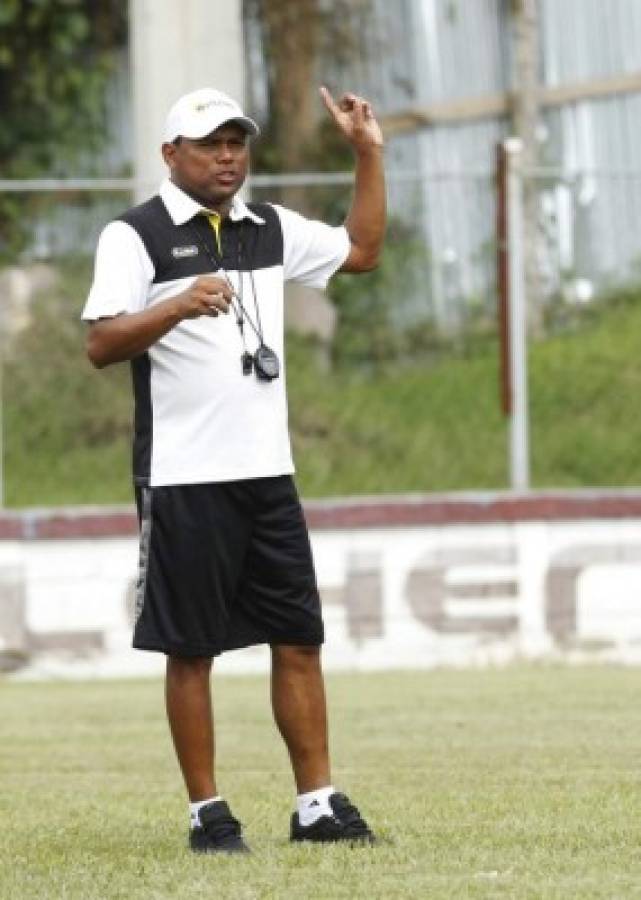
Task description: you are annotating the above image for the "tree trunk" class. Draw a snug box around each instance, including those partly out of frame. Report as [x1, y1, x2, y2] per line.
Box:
[255, 0, 339, 357]
[260, 0, 322, 214]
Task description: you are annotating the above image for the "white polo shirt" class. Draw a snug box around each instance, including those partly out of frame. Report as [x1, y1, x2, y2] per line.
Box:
[83, 179, 350, 487]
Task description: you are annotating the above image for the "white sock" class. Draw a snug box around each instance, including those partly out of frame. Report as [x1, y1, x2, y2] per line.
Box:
[189, 796, 222, 830]
[297, 785, 335, 827]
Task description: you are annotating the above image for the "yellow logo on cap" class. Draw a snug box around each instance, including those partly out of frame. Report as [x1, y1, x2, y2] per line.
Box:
[194, 99, 234, 112]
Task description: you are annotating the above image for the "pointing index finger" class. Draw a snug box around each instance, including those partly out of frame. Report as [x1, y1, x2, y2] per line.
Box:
[319, 85, 340, 117]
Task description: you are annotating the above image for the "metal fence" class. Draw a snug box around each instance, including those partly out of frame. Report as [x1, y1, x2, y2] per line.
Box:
[1, 159, 641, 508]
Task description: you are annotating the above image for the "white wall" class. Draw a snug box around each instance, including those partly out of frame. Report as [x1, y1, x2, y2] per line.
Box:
[4, 516, 641, 679]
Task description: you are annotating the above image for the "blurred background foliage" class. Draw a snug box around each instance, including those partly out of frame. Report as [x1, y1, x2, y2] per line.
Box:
[0, 0, 127, 177]
[0, 0, 127, 259]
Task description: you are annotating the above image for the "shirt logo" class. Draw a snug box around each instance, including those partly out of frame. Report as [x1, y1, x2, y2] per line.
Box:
[172, 245, 199, 258]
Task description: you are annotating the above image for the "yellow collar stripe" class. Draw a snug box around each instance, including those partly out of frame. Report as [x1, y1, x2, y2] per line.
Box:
[202, 211, 222, 255]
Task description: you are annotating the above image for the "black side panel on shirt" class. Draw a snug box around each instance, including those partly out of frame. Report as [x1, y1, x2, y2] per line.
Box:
[116, 197, 284, 284]
[130, 352, 152, 485]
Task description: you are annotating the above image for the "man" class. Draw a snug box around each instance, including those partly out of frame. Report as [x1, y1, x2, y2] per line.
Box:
[83, 84, 385, 854]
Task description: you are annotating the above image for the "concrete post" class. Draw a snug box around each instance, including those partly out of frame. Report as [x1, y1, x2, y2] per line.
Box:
[505, 138, 531, 491]
[129, 0, 245, 201]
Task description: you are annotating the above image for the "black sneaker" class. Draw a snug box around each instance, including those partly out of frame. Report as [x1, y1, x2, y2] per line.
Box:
[290, 792, 376, 844]
[189, 800, 250, 854]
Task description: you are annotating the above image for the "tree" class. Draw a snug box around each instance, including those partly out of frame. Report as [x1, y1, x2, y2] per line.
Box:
[0, 0, 127, 256]
[243, 0, 371, 212]
[242, 0, 373, 350]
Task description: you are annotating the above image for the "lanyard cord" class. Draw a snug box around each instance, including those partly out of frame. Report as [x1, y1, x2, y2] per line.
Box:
[247, 267, 264, 343]
[190, 218, 264, 346]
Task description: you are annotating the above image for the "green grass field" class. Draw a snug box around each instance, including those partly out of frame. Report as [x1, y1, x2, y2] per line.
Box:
[2, 666, 641, 899]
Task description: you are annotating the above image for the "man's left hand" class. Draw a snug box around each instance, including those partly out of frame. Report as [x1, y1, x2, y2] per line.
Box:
[320, 86, 384, 152]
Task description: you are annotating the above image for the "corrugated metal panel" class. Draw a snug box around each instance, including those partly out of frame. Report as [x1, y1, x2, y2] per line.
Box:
[541, 0, 641, 84]
[383, 0, 641, 318]
[418, 119, 503, 325]
[542, 98, 641, 287]
[539, 0, 641, 290]
[327, 0, 420, 113]
[415, 0, 509, 103]
[387, 0, 509, 324]
[102, 49, 133, 176]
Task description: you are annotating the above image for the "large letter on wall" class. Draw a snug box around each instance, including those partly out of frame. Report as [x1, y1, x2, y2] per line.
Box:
[545, 544, 641, 643]
[406, 546, 519, 634]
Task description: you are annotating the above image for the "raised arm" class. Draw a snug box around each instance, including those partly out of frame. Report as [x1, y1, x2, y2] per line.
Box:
[319, 85, 386, 273]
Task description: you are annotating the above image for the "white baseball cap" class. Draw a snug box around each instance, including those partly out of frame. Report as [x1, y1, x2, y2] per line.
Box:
[163, 88, 260, 142]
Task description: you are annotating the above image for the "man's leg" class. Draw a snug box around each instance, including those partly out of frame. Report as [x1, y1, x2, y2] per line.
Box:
[270, 644, 330, 791]
[271, 643, 375, 844]
[165, 655, 216, 799]
[166, 655, 249, 853]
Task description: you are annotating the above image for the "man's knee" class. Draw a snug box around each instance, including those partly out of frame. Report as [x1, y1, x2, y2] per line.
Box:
[166, 655, 213, 682]
[271, 644, 321, 671]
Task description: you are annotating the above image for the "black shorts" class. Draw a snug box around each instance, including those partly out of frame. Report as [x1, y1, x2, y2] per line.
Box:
[133, 476, 324, 657]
